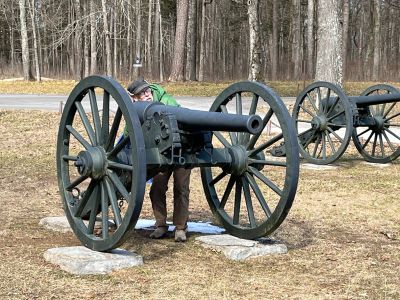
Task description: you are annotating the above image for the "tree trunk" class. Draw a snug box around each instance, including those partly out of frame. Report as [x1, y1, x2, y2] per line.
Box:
[315, 0, 343, 86]
[153, 0, 160, 79]
[185, 0, 197, 81]
[198, 0, 210, 82]
[169, 0, 189, 81]
[18, 0, 33, 80]
[90, 0, 97, 74]
[271, 0, 279, 80]
[292, 0, 301, 80]
[113, 1, 117, 78]
[101, 0, 112, 76]
[83, 0, 90, 77]
[248, 0, 262, 81]
[372, 0, 380, 81]
[28, 0, 41, 81]
[133, 0, 142, 79]
[342, 0, 349, 80]
[307, 0, 314, 79]
[146, 0, 153, 73]
[74, 0, 82, 80]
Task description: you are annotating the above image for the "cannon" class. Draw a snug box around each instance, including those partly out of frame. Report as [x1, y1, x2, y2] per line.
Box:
[271, 81, 400, 165]
[57, 75, 299, 251]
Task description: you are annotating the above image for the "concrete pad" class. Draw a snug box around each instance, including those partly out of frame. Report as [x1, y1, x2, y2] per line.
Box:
[195, 234, 287, 261]
[44, 246, 143, 275]
[40, 216, 225, 235]
[361, 161, 392, 168]
[301, 163, 340, 170]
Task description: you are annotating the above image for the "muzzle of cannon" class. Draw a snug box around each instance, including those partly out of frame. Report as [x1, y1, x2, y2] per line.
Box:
[56, 75, 299, 251]
[276, 81, 400, 165]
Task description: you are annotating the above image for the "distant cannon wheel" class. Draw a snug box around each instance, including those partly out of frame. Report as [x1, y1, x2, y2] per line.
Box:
[292, 81, 353, 165]
[352, 84, 400, 163]
[57, 75, 146, 251]
[201, 81, 299, 239]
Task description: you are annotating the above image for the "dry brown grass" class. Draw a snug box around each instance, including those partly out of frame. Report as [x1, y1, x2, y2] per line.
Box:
[0, 109, 399, 299]
[1, 79, 399, 97]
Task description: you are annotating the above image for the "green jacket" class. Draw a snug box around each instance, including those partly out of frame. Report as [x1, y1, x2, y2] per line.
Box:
[123, 84, 178, 136]
[149, 83, 180, 107]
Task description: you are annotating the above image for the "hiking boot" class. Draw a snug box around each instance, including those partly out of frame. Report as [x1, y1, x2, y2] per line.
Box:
[150, 226, 168, 239]
[174, 228, 187, 242]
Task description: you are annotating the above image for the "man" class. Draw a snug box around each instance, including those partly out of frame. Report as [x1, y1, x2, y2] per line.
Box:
[127, 78, 191, 242]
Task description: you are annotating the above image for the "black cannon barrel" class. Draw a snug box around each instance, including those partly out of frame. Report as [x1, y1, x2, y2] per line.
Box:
[349, 93, 400, 107]
[131, 101, 263, 134]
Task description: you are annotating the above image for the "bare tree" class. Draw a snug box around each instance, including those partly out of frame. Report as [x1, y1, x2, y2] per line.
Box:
[28, 0, 41, 81]
[315, 0, 343, 86]
[185, 0, 197, 81]
[169, 0, 189, 81]
[271, 0, 279, 80]
[74, 0, 83, 80]
[133, 0, 142, 79]
[372, 0, 381, 81]
[342, 0, 349, 79]
[18, 0, 33, 80]
[248, 0, 262, 81]
[198, 0, 212, 82]
[90, 0, 97, 74]
[307, 0, 314, 78]
[101, 0, 112, 76]
[292, 0, 301, 80]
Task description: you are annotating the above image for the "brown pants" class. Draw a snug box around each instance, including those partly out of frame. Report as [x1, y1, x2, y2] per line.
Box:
[149, 168, 191, 230]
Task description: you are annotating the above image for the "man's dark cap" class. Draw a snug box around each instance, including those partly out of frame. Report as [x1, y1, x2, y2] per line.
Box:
[127, 77, 149, 95]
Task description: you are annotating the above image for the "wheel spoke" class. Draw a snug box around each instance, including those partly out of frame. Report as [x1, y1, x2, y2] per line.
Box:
[249, 132, 284, 156]
[66, 175, 89, 191]
[378, 133, 385, 157]
[209, 170, 228, 186]
[107, 160, 134, 172]
[327, 127, 344, 143]
[327, 109, 345, 121]
[247, 108, 274, 150]
[357, 128, 370, 137]
[323, 88, 331, 114]
[87, 186, 100, 235]
[321, 132, 327, 159]
[75, 101, 96, 146]
[245, 172, 272, 217]
[105, 108, 122, 151]
[249, 94, 259, 115]
[88, 88, 102, 145]
[326, 132, 336, 153]
[100, 181, 109, 240]
[299, 103, 316, 118]
[306, 92, 319, 114]
[213, 131, 231, 148]
[371, 133, 378, 156]
[248, 166, 282, 197]
[107, 170, 130, 200]
[66, 125, 91, 150]
[105, 177, 122, 227]
[302, 130, 317, 149]
[296, 119, 312, 124]
[107, 135, 130, 158]
[242, 177, 256, 228]
[326, 96, 340, 117]
[361, 131, 374, 149]
[221, 105, 238, 145]
[102, 91, 110, 146]
[312, 134, 321, 158]
[383, 102, 396, 118]
[236, 93, 242, 115]
[386, 111, 400, 121]
[385, 128, 400, 141]
[247, 158, 286, 167]
[316, 87, 323, 114]
[219, 175, 236, 209]
[74, 179, 97, 218]
[382, 130, 397, 151]
[233, 178, 242, 225]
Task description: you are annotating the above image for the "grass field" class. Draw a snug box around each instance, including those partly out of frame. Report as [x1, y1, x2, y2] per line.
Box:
[1, 78, 400, 97]
[0, 109, 399, 299]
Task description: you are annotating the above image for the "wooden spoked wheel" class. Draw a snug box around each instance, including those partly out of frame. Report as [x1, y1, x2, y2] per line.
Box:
[201, 81, 299, 239]
[57, 75, 146, 251]
[292, 81, 353, 165]
[352, 84, 400, 163]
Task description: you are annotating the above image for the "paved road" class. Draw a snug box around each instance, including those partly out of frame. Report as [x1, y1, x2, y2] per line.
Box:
[0, 94, 296, 112]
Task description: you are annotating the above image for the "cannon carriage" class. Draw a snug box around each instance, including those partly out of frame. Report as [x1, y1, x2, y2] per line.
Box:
[57, 76, 300, 251]
[274, 81, 400, 165]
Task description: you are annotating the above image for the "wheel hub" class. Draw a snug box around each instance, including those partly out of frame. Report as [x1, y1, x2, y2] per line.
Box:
[312, 115, 328, 131]
[75, 147, 107, 179]
[372, 116, 386, 132]
[227, 145, 248, 175]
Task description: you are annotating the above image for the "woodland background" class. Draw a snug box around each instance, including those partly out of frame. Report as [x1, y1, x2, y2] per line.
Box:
[1, 0, 399, 84]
